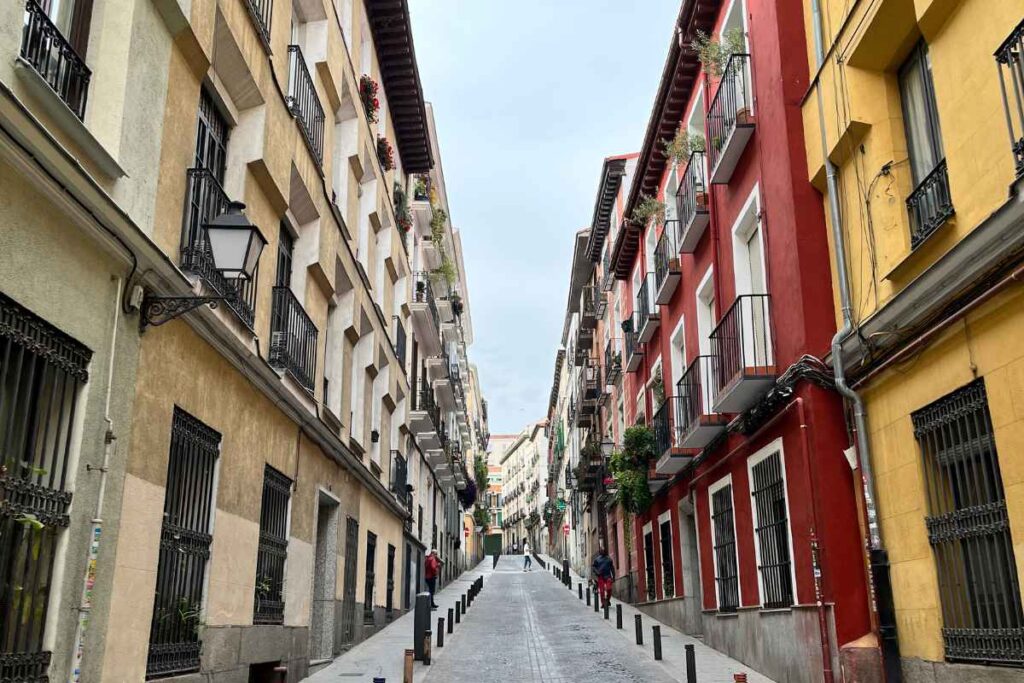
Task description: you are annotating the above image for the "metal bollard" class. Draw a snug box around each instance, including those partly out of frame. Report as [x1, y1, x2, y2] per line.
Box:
[461, 594, 467, 612]
[423, 630, 432, 665]
[578, 583, 583, 600]
[653, 625, 662, 660]
[447, 608, 454, 634]
[455, 601, 461, 623]
[586, 587, 591, 606]
[593, 587, 599, 613]
[604, 601, 610, 620]
[635, 614, 643, 645]
[616, 603, 623, 629]
[685, 643, 697, 683]
[413, 592, 431, 661]
[437, 618, 444, 648]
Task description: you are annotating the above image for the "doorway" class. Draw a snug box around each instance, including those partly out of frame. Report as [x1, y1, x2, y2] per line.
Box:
[310, 492, 339, 660]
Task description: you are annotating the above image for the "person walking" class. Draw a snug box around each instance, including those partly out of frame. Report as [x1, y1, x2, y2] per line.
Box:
[592, 547, 615, 608]
[425, 549, 441, 609]
[523, 541, 532, 571]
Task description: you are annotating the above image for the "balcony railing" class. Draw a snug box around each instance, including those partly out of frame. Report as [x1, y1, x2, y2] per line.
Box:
[391, 451, 411, 510]
[393, 315, 407, 372]
[580, 285, 599, 329]
[711, 294, 776, 413]
[997, 19, 1024, 178]
[180, 168, 258, 328]
[601, 245, 615, 291]
[604, 337, 622, 384]
[677, 151, 710, 251]
[907, 159, 954, 248]
[677, 355, 727, 448]
[636, 273, 660, 342]
[578, 362, 601, 406]
[21, 0, 91, 120]
[624, 315, 644, 372]
[654, 221, 682, 304]
[413, 272, 441, 330]
[707, 53, 754, 184]
[270, 286, 318, 394]
[286, 45, 325, 165]
[243, 0, 273, 51]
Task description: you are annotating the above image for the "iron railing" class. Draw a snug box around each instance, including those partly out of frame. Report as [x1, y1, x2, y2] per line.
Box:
[907, 158, 954, 248]
[254, 465, 291, 624]
[677, 151, 708, 240]
[710, 294, 773, 395]
[654, 220, 681, 293]
[652, 397, 680, 457]
[243, 0, 273, 51]
[711, 484, 740, 612]
[269, 286, 318, 394]
[677, 355, 717, 435]
[413, 271, 441, 332]
[636, 273, 657, 332]
[604, 337, 622, 384]
[393, 315, 407, 372]
[624, 315, 642, 371]
[601, 244, 614, 291]
[581, 285, 599, 326]
[20, 0, 91, 120]
[363, 532, 376, 623]
[913, 380, 1024, 665]
[578, 362, 601, 405]
[996, 19, 1024, 178]
[180, 168, 258, 328]
[750, 452, 793, 608]
[147, 409, 220, 678]
[660, 521, 676, 599]
[415, 374, 441, 436]
[643, 533, 657, 601]
[286, 45, 325, 165]
[390, 451, 411, 509]
[707, 53, 753, 177]
[0, 293, 88, 683]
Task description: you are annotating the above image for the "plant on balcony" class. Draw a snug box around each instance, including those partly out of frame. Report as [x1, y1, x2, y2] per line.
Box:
[608, 425, 657, 514]
[430, 207, 447, 241]
[414, 175, 429, 201]
[394, 182, 413, 233]
[664, 131, 706, 164]
[434, 256, 457, 286]
[359, 74, 380, 123]
[632, 194, 665, 228]
[692, 28, 746, 78]
[473, 505, 490, 532]
[458, 480, 477, 508]
[651, 375, 665, 410]
[377, 136, 395, 171]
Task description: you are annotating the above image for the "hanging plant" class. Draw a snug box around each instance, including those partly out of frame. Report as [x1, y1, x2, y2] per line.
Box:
[607, 425, 657, 514]
[663, 130, 707, 164]
[631, 194, 666, 227]
[376, 136, 395, 171]
[430, 207, 447, 240]
[359, 75, 380, 123]
[458, 480, 477, 508]
[692, 28, 746, 78]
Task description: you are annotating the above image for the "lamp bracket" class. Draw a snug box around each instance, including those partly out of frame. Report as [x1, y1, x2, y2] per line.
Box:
[140, 294, 229, 331]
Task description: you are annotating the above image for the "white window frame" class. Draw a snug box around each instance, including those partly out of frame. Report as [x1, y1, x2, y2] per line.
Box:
[745, 438, 797, 608]
[669, 316, 687, 391]
[695, 265, 715, 356]
[730, 184, 766, 297]
[687, 87, 706, 139]
[707, 473, 742, 609]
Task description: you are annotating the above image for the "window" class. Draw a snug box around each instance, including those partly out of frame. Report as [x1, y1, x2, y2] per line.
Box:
[643, 525, 656, 601]
[749, 449, 793, 608]
[363, 531, 377, 623]
[195, 90, 228, 182]
[696, 266, 715, 356]
[148, 408, 220, 678]
[659, 513, 676, 599]
[913, 380, 1024, 665]
[386, 544, 396, 615]
[899, 41, 953, 247]
[20, 0, 93, 119]
[0, 294, 89, 682]
[276, 227, 294, 288]
[710, 479, 739, 612]
[254, 465, 291, 624]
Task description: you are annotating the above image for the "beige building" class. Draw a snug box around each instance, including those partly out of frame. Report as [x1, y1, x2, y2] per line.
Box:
[499, 421, 548, 551]
[0, 0, 486, 681]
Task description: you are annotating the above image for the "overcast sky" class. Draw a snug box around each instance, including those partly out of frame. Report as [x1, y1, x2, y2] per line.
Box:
[407, 0, 679, 434]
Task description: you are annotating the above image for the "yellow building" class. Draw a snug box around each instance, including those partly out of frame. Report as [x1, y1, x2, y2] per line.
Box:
[802, 1, 1024, 679]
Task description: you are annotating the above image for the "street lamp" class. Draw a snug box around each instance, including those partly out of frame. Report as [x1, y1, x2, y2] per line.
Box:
[140, 201, 267, 330]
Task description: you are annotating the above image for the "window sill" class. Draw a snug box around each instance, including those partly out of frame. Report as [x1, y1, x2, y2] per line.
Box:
[13, 57, 125, 180]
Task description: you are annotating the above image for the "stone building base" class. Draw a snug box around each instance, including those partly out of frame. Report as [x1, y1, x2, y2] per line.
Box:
[902, 657, 1024, 682]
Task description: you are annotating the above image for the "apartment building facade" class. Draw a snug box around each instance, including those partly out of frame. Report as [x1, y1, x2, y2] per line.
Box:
[0, 0, 486, 681]
[802, 1, 1024, 680]
[499, 421, 548, 551]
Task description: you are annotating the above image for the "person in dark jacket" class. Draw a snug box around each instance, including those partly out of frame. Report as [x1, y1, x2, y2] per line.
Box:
[591, 548, 615, 608]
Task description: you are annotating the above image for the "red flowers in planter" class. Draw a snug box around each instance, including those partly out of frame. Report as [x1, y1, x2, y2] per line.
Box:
[377, 136, 395, 171]
[359, 75, 380, 123]
[397, 215, 413, 233]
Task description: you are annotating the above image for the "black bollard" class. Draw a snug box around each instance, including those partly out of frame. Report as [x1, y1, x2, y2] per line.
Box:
[461, 594, 467, 612]
[604, 601, 610, 620]
[653, 625, 662, 660]
[578, 583, 583, 600]
[414, 592, 431, 661]
[593, 587, 599, 613]
[447, 608, 454, 634]
[437, 618, 445, 648]
[586, 587, 591, 606]
[616, 603, 623, 629]
[455, 601, 461, 623]
[685, 643, 697, 683]
[635, 614, 643, 645]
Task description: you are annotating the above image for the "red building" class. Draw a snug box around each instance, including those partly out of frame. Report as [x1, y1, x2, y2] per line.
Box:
[604, 1, 881, 681]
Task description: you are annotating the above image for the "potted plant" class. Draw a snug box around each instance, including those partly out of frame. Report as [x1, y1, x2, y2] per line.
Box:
[413, 175, 429, 201]
[376, 136, 395, 171]
[631, 194, 666, 228]
[359, 75, 380, 123]
[691, 27, 746, 78]
[663, 131, 706, 165]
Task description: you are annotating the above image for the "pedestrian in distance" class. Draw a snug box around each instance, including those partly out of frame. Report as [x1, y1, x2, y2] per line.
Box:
[425, 548, 442, 609]
[591, 547, 614, 608]
[523, 541, 532, 571]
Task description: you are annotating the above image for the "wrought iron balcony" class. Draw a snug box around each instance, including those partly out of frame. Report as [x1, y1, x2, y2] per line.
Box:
[653, 397, 695, 476]
[636, 273, 660, 342]
[580, 285, 601, 329]
[286, 45, 325, 165]
[578, 362, 601, 414]
[243, 0, 272, 51]
[654, 220, 682, 304]
[411, 374, 442, 448]
[677, 151, 710, 252]
[604, 337, 623, 385]
[21, 0, 91, 120]
[393, 315, 407, 373]
[390, 451, 412, 510]
[269, 286, 318, 393]
[677, 355, 727, 449]
[180, 168, 258, 328]
[997, 19, 1024, 178]
[711, 294, 776, 413]
[624, 315, 644, 373]
[601, 244, 615, 292]
[708, 53, 755, 184]
[410, 271, 442, 356]
[907, 159, 954, 248]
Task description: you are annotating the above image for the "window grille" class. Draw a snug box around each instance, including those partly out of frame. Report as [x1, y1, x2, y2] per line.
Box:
[386, 544, 395, 615]
[146, 408, 219, 679]
[643, 531, 656, 601]
[364, 531, 377, 623]
[0, 293, 89, 682]
[750, 452, 793, 608]
[659, 519, 675, 599]
[712, 485, 739, 612]
[913, 380, 1024, 666]
[254, 465, 291, 625]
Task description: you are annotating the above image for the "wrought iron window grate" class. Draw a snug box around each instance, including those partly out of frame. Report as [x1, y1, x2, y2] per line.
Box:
[914, 379, 1024, 666]
[286, 45, 325, 165]
[254, 465, 291, 625]
[363, 531, 377, 623]
[660, 519, 675, 599]
[1, 293, 89, 682]
[146, 408, 220, 679]
[712, 485, 740, 612]
[750, 452, 793, 608]
[996, 19, 1024, 178]
[20, 0, 91, 120]
[269, 287, 318, 393]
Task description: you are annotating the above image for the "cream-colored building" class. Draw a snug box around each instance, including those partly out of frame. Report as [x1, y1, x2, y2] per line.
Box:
[499, 421, 548, 551]
[0, 0, 486, 681]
